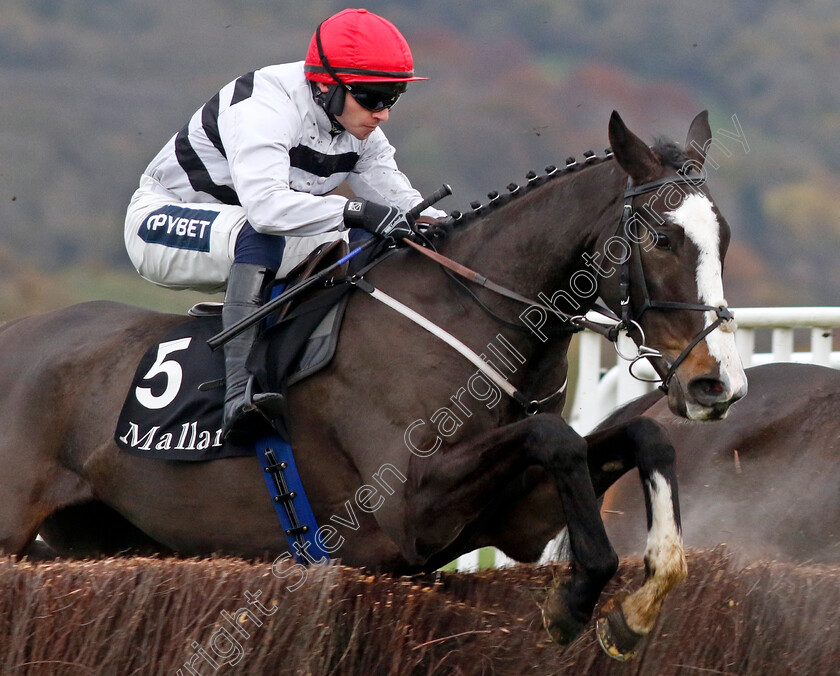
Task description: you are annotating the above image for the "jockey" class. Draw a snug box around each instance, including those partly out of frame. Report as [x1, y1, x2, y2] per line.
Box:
[124, 8, 445, 434]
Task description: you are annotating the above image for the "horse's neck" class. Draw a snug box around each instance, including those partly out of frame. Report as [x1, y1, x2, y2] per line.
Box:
[442, 160, 624, 303]
[422, 161, 625, 410]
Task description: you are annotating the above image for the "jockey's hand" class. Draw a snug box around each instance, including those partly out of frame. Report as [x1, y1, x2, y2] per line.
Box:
[414, 215, 454, 239]
[343, 198, 416, 243]
[414, 215, 439, 231]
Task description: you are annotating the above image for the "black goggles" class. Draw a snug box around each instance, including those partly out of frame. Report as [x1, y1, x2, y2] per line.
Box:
[347, 82, 407, 112]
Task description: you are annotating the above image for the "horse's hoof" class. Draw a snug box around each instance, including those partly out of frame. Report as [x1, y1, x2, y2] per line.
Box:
[541, 587, 587, 646]
[595, 595, 644, 661]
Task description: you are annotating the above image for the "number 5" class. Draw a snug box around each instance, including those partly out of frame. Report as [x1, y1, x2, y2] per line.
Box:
[135, 337, 192, 410]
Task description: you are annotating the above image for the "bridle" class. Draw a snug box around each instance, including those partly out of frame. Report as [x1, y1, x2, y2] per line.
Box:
[590, 173, 735, 392]
[406, 170, 736, 399]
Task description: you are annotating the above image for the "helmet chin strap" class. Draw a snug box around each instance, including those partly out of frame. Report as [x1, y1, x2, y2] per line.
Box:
[309, 81, 346, 133]
[312, 21, 349, 119]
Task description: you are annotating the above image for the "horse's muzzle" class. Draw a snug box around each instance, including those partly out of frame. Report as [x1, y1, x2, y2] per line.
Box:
[667, 373, 747, 421]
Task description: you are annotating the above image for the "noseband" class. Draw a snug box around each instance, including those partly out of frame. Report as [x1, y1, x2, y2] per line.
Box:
[611, 174, 735, 392]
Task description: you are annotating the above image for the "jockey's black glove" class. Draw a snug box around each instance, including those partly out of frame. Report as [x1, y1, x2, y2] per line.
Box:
[414, 215, 453, 239]
[343, 198, 416, 243]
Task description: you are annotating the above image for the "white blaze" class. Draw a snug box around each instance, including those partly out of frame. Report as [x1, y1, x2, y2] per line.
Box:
[665, 194, 747, 401]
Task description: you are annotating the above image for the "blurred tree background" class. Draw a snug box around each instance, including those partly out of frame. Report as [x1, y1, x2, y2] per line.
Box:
[2, 0, 839, 319]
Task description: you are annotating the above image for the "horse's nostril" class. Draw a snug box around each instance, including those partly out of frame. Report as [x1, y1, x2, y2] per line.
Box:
[706, 380, 724, 395]
[688, 377, 728, 405]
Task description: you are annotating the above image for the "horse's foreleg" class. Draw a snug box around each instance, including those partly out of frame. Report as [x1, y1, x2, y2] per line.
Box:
[585, 418, 687, 660]
[407, 413, 618, 645]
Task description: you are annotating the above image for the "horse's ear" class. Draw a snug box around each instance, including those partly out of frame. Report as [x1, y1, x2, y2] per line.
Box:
[608, 111, 660, 184]
[684, 110, 712, 167]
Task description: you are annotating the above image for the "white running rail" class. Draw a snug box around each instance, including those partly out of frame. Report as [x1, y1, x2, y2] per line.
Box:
[568, 306, 840, 434]
[454, 306, 840, 571]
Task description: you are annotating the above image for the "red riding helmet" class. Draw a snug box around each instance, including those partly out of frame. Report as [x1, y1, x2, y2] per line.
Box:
[304, 8, 427, 84]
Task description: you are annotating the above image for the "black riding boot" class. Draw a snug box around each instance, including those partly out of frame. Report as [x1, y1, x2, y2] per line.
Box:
[222, 263, 283, 435]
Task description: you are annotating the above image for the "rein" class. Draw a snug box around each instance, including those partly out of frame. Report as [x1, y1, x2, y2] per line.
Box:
[401, 172, 736, 395]
[210, 171, 736, 417]
[402, 238, 619, 338]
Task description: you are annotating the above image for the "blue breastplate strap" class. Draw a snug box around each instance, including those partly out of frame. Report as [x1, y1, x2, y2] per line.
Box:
[255, 435, 331, 565]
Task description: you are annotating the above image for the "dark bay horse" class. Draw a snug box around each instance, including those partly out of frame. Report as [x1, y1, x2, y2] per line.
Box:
[0, 111, 746, 659]
[596, 362, 840, 565]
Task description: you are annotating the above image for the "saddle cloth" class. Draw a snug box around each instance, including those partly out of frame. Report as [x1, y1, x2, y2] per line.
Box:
[114, 241, 356, 461]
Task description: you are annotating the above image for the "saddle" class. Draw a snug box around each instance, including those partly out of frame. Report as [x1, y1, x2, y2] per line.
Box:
[187, 238, 350, 321]
[114, 239, 356, 461]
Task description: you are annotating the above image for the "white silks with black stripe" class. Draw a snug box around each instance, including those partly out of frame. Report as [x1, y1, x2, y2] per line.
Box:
[124, 61, 441, 291]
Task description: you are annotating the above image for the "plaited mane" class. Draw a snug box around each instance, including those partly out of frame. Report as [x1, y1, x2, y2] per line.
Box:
[447, 149, 614, 228]
[445, 137, 690, 232]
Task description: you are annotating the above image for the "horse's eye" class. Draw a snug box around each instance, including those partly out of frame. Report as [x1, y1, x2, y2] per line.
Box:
[654, 232, 671, 249]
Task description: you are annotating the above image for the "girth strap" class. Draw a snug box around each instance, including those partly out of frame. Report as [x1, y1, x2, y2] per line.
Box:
[256, 435, 331, 565]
